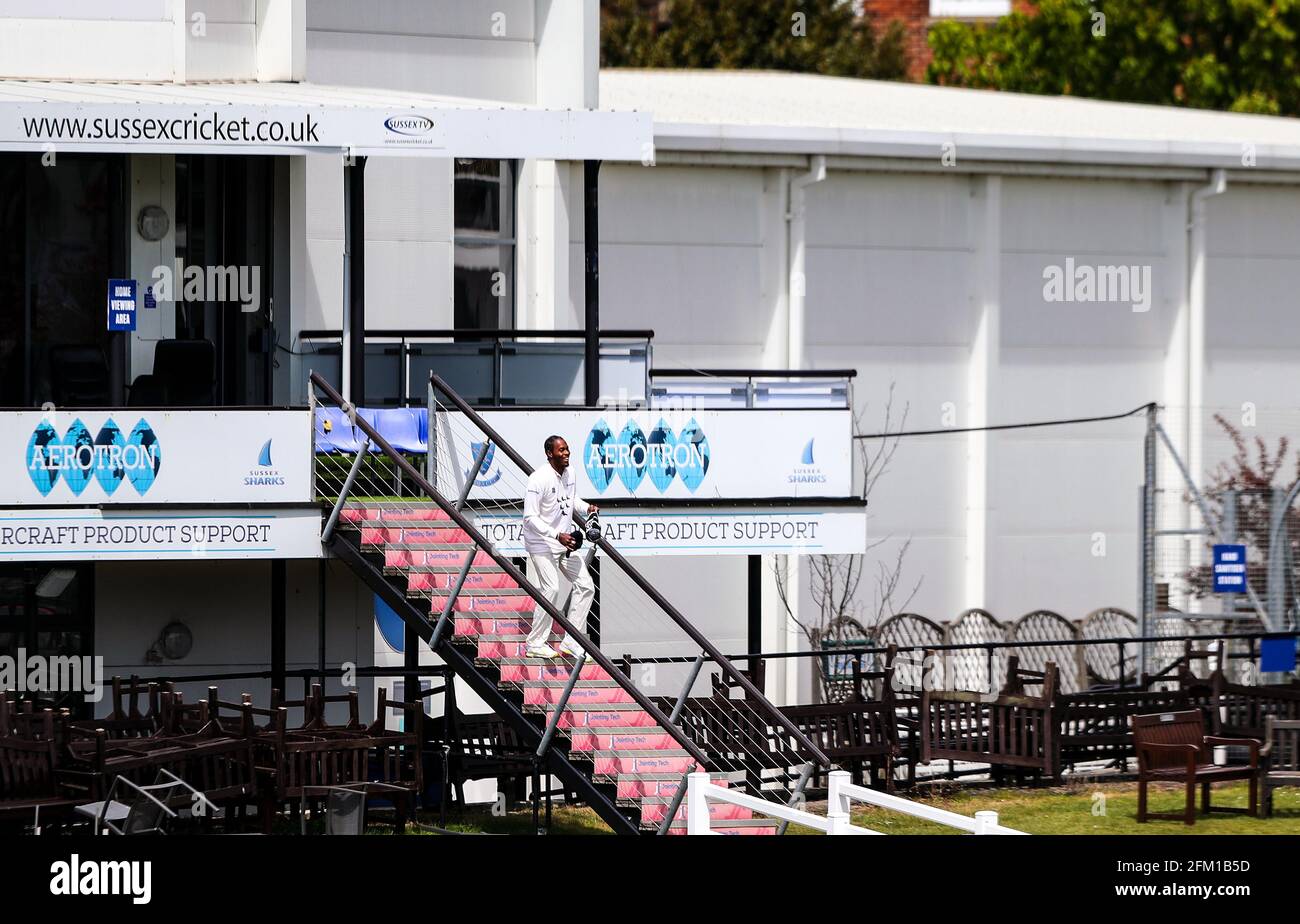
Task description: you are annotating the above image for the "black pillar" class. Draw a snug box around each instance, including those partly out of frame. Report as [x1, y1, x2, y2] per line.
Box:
[583, 160, 601, 406]
[747, 556, 762, 656]
[404, 622, 420, 707]
[346, 156, 368, 404]
[317, 559, 327, 688]
[271, 560, 287, 695]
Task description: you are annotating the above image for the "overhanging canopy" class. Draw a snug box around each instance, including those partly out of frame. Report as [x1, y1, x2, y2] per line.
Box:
[0, 79, 652, 160]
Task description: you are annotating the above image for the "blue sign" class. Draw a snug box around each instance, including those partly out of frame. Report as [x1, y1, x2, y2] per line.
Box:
[1261, 638, 1298, 674]
[143, 285, 157, 309]
[106, 279, 137, 331]
[1212, 544, 1248, 594]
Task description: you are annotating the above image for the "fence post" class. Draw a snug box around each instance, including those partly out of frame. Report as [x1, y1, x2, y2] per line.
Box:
[827, 769, 852, 819]
[973, 810, 998, 835]
[686, 771, 712, 835]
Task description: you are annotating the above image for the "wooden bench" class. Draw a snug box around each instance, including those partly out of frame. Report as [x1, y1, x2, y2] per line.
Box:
[1133, 709, 1259, 825]
[921, 656, 1058, 781]
[780, 700, 901, 790]
[428, 709, 536, 806]
[0, 709, 82, 830]
[1260, 717, 1300, 817]
[1207, 670, 1300, 740]
[1056, 687, 1191, 772]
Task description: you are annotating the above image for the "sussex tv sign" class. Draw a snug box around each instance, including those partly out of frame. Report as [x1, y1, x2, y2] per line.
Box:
[2, 410, 312, 505]
[440, 409, 852, 501]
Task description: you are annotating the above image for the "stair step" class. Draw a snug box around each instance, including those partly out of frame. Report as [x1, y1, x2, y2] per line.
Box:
[498, 662, 612, 683]
[478, 639, 579, 659]
[405, 584, 527, 608]
[385, 549, 498, 569]
[341, 506, 452, 523]
[593, 753, 703, 777]
[360, 527, 471, 545]
[523, 684, 636, 707]
[616, 775, 730, 800]
[663, 818, 780, 835]
[454, 616, 541, 636]
[422, 594, 534, 612]
[544, 707, 660, 729]
[401, 571, 518, 591]
[569, 729, 681, 752]
[639, 799, 753, 824]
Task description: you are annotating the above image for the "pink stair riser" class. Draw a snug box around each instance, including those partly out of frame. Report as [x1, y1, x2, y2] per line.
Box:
[594, 755, 701, 776]
[641, 801, 752, 824]
[342, 507, 451, 523]
[498, 663, 611, 683]
[524, 685, 635, 706]
[617, 777, 729, 800]
[477, 640, 572, 659]
[666, 824, 776, 836]
[386, 549, 497, 568]
[420, 592, 533, 611]
[412, 572, 517, 591]
[568, 730, 679, 752]
[453, 616, 533, 636]
[361, 527, 470, 545]
[550, 709, 658, 729]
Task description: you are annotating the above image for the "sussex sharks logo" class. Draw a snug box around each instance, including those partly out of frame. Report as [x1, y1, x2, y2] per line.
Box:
[468, 441, 501, 487]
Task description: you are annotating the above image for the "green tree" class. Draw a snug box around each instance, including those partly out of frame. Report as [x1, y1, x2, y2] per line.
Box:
[601, 0, 910, 80]
[927, 0, 1300, 116]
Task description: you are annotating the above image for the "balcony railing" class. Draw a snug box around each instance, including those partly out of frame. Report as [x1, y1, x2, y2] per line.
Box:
[649, 368, 855, 409]
[298, 329, 653, 408]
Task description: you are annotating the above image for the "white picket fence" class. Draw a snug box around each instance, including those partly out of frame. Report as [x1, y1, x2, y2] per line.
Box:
[685, 770, 1028, 836]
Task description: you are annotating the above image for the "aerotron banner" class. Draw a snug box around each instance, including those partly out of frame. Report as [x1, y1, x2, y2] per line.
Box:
[433, 409, 853, 501]
[0, 410, 312, 505]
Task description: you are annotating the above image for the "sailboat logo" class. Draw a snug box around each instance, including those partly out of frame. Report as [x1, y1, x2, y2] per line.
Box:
[258, 440, 273, 466]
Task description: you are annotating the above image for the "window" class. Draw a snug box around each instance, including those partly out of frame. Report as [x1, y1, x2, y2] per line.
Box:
[453, 159, 516, 330]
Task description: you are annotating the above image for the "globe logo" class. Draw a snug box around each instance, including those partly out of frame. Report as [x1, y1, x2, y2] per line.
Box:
[26, 417, 162, 497]
[582, 417, 710, 494]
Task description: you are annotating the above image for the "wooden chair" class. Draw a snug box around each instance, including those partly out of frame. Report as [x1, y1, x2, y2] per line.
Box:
[1260, 716, 1300, 817]
[1132, 710, 1259, 825]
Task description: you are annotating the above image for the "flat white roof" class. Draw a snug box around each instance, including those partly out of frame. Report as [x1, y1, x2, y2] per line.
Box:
[0, 79, 651, 160]
[601, 68, 1300, 170]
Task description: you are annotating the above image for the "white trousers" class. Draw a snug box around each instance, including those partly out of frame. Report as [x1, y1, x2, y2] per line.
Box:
[525, 549, 595, 654]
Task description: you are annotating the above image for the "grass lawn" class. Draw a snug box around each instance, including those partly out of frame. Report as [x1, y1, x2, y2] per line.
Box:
[797, 780, 1300, 835]
[359, 781, 1300, 835]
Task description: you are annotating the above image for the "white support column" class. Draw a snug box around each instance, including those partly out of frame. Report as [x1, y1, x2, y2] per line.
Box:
[965, 175, 1001, 611]
[1161, 183, 1192, 609]
[1186, 170, 1227, 612]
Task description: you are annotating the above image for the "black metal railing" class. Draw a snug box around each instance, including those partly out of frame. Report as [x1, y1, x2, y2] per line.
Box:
[309, 372, 711, 774]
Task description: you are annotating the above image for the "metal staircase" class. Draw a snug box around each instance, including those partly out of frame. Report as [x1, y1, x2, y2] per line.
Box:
[310, 372, 830, 834]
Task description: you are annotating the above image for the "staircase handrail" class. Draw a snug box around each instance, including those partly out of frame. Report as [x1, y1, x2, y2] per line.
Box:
[429, 373, 832, 769]
[310, 372, 709, 768]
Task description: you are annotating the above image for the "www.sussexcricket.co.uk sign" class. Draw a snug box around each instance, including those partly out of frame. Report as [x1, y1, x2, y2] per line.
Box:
[2, 410, 312, 505]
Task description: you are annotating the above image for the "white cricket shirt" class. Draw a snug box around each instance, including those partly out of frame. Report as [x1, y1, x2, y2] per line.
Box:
[522, 463, 591, 555]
